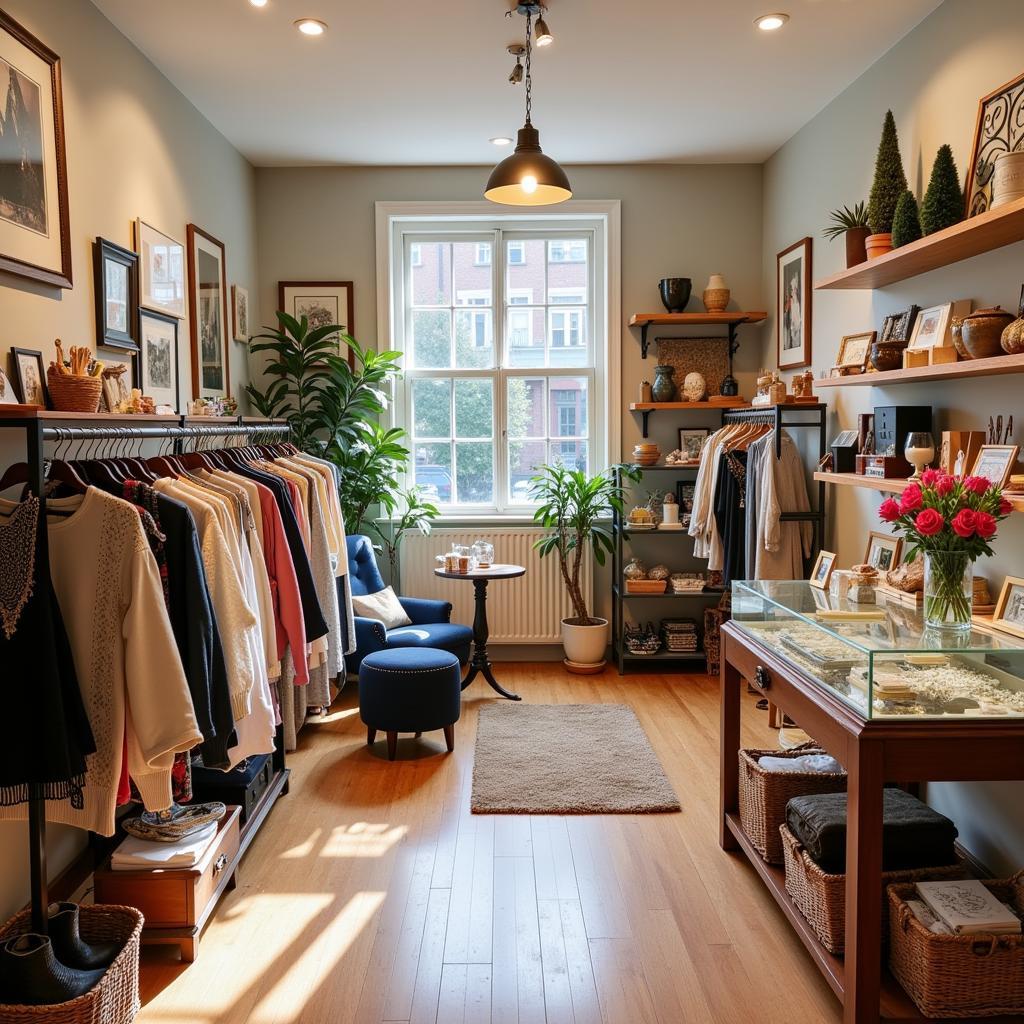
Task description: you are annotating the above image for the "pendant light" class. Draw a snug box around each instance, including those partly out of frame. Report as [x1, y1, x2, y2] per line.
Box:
[485, 6, 571, 206]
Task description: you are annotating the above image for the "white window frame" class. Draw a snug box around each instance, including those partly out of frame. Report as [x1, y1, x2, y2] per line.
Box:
[376, 200, 621, 519]
[474, 242, 492, 266]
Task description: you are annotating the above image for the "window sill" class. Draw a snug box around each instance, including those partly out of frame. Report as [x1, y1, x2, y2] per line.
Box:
[375, 514, 540, 527]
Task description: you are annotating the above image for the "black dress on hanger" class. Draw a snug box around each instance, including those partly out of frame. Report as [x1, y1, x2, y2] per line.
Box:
[714, 449, 748, 588]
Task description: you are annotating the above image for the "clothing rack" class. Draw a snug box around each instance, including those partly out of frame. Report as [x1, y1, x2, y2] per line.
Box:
[720, 403, 827, 560]
[0, 413, 291, 934]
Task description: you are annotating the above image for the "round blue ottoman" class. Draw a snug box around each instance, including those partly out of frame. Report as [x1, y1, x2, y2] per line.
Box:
[359, 647, 462, 761]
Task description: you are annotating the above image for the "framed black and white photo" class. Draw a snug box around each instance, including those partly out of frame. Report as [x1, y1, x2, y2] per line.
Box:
[809, 549, 836, 590]
[278, 280, 355, 366]
[139, 308, 179, 413]
[864, 531, 902, 573]
[677, 428, 709, 463]
[134, 219, 185, 319]
[776, 238, 811, 370]
[0, 11, 72, 289]
[187, 224, 230, 400]
[993, 576, 1024, 639]
[232, 284, 250, 343]
[94, 238, 139, 351]
[10, 347, 47, 407]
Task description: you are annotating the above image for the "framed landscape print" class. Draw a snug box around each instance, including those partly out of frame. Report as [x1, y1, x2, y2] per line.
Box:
[187, 224, 230, 399]
[776, 238, 811, 370]
[139, 308, 179, 413]
[278, 280, 355, 366]
[94, 238, 139, 351]
[232, 284, 250, 342]
[0, 11, 72, 289]
[965, 71, 1024, 217]
[134, 219, 185, 318]
[11, 347, 47, 407]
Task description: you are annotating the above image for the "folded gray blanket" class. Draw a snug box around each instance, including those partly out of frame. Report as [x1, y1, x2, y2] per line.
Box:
[785, 788, 958, 873]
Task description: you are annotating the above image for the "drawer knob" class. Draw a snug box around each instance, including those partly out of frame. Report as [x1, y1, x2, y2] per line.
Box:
[213, 853, 228, 876]
[754, 666, 771, 691]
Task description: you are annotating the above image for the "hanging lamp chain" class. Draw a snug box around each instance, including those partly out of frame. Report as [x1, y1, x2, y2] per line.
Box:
[524, 9, 533, 126]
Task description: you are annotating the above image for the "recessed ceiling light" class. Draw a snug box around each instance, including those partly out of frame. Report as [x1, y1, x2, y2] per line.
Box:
[490, 137, 513, 146]
[295, 18, 327, 36]
[249, 0, 268, 7]
[755, 12, 789, 31]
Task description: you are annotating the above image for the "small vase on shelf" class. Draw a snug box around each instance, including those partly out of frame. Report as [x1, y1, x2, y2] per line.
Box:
[658, 278, 691, 313]
[924, 551, 973, 632]
[651, 365, 676, 402]
[702, 274, 730, 313]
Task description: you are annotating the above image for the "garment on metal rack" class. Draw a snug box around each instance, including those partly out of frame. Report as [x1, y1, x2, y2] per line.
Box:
[753, 432, 814, 580]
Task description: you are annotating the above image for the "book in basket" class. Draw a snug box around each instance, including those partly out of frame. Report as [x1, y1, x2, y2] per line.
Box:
[915, 879, 1022, 936]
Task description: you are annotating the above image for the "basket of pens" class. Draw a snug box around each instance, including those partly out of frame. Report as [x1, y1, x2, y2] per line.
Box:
[47, 340, 103, 413]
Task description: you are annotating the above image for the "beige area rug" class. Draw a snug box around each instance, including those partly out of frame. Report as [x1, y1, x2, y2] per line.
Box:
[471, 703, 681, 814]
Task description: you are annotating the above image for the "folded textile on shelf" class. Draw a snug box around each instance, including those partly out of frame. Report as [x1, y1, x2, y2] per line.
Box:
[111, 821, 219, 870]
[758, 753, 843, 775]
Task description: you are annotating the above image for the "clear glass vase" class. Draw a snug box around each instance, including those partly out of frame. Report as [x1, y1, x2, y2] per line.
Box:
[923, 551, 973, 632]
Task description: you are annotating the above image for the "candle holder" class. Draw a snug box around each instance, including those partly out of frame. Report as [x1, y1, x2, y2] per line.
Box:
[905, 431, 935, 480]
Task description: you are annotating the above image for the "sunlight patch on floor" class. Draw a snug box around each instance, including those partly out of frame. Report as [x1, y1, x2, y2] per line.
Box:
[315, 706, 360, 724]
[279, 827, 323, 860]
[321, 821, 408, 858]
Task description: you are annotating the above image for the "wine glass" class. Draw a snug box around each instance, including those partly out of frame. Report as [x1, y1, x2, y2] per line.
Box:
[905, 432, 935, 480]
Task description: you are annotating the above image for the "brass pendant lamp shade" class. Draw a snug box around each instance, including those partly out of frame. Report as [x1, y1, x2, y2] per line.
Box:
[484, 124, 572, 205]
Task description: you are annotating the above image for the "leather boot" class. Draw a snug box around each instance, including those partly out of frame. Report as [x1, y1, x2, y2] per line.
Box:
[47, 902, 120, 971]
[0, 934, 104, 1006]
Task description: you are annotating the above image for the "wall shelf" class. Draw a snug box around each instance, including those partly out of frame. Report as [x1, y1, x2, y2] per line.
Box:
[627, 311, 766, 359]
[815, 352, 1024, 388]
[814, 196, 1024, 290]
[813, 470, 1024, 512]
[628, 400, 750, 438]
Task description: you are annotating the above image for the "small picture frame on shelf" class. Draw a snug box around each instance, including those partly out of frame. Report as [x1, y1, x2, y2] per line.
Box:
[677, 428, 710, 463]
[864, 531, 902, 573]
[809, 550, 837, 590]
[10, 347, 48, 407]
[908, 302, 967, 350]
[0, 367, 17, 405]
[836, 331, 875, 372]
[970, 444, 1020, 489]
[880, 306, 921, 344]
[992, 576, 1024, 639]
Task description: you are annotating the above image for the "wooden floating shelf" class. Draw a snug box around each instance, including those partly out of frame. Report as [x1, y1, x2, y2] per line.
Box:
[628, 311, 767, 328]
[813, 471, 1024, 512]
[816, 352, 1024, 388]
[629, 400, 750, 411]
[0, 406, 180, 421]
[815, 196, 1024, 290]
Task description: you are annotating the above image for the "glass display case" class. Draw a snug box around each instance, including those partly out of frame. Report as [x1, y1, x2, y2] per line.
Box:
[731, 580, 1024, 719]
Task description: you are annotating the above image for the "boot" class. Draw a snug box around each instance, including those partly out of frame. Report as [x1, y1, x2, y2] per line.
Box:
[0, 934, 104, 1006]
[47, 903, 120, 971]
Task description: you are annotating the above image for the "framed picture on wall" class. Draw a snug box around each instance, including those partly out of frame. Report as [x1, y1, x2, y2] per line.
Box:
[94, 238, 139, 351]
[10, 347, 47, 407]
[776, 238, 812, 370]
[134, 219, 186, 319]
[0, 11, 72, 289]
[187, 224, 230, 400]
[278, 280, 355, 366]
[139, 308, 180, 413]
[965, 71, 1024, 217]
[232, 284, 250, 343]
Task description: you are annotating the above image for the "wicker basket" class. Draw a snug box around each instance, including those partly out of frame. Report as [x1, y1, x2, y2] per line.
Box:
[780, 824, 967, 955]
[0, 905, 143, 1024]
[738, 745, 846, 864]
[46, 371, 102, 414]
[888, 874, 1024, 1018]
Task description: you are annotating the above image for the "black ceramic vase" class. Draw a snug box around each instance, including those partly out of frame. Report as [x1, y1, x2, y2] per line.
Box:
[659, 278, 691, 313]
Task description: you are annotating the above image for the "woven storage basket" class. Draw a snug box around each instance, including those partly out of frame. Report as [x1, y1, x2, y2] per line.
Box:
[780, 824, 967, 955]
[888, 874, 1024, 1018]
[0, 905, 143, 1024]
[738, 745, 846, 864]
[46, 371, 102, 414]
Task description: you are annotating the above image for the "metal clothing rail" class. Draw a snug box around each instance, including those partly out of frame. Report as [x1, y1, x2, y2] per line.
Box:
[0, 414, 289, 934]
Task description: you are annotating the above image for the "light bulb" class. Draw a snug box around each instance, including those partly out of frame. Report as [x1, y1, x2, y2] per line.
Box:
[249, 0, 268, 7]
[490, 137, 513, 146]
[295, 18, 327, 35]
[535, 17, 553, 46]
[521, 175, 538, 194]
[755, 13, 789, 30]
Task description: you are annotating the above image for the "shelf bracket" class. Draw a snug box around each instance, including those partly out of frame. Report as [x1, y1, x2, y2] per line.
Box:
[641, 409, 652, 438]
[640, 322, 650, 359]
[727, 322, 740, 375]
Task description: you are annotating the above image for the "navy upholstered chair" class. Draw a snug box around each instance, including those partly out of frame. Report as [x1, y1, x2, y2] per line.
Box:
[345, 534, 472, 673]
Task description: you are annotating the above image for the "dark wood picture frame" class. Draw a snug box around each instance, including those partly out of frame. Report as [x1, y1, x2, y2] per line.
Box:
[0, 10, 73, 289]
[138, 307, 180, 413]
[776, 237, 812, 370]
[94, 238, 139, 351]
[965, 70, 1024, 218]
[10, 347, 48, 407]
[187, 224, 230, 399]
[278, 280, 356, 368]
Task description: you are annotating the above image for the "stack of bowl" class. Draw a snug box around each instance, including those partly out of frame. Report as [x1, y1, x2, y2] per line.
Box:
[632, 443, 661, 466]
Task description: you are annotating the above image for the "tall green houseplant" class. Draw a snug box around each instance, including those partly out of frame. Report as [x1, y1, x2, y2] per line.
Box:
[921, 144, 964, 235]
[867, 110, 908, 236]
[892, 190, 922, 248]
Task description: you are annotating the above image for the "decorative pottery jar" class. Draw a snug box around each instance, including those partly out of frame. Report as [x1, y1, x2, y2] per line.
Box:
[870, 341, 904, 372]
[647, 564, 670, 581]
[960, 306, 1015, 360]
[623, 557, 647, 581]
[682, 371, 706, 402]
[950, 316, 969, 359]
[702, 274, 730, 312]
[1000, 286, 1024, 354]
[845, 226, 869, 268]
[659, 278, 691, 313]
[652, 365, 676, 402]
[640, 380, 653, 402]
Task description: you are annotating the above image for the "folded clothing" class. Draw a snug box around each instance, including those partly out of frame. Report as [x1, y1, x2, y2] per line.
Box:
[111, 821, 218, 870]
[785, 788, 958, 873]
[758, 753, 843, 775]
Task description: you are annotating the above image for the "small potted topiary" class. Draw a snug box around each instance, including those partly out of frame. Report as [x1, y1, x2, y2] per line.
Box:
[866, 110, 908, 259]
[921, 144, 964, 235]
[892, 190, 923, 248]
[823, 201, 871, 267]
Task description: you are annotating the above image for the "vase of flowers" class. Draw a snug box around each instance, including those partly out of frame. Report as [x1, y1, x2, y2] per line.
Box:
[878, 469, 1012, 632]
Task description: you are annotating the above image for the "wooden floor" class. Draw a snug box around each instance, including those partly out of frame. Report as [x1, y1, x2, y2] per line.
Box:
[137, 665, 840, 1024]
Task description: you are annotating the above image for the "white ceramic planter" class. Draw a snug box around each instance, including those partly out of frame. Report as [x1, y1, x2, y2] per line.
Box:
[561, 617, 608, 668]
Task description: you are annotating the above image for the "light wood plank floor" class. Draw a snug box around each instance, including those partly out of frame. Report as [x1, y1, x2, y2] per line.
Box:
[137, 666, 840, 1024]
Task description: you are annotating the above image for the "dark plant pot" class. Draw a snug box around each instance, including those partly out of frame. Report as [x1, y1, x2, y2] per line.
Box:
[845, 227, 870, 268]
[659, 278, 692, 314]
[870, 341, 905, 372]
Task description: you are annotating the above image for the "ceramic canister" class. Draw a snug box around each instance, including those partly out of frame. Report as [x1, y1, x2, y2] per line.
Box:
[992, 152, 1024, 209]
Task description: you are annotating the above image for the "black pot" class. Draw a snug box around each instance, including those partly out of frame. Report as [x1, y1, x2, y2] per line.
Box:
[659, 278, 692, 314]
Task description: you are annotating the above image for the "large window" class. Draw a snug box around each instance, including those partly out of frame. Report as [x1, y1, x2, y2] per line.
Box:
[387, 214, 610, 514]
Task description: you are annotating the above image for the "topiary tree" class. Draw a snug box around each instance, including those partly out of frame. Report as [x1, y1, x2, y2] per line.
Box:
[867, 110, 908, 235]
[921, 144, 964, 235]
[892, 190, 922, 248]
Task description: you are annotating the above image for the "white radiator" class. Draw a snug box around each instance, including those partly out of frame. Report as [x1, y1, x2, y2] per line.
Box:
[400, 528, 592, 644]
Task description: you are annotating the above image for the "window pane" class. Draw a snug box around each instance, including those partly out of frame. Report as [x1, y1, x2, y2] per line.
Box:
[455, 442, 494, 504]
[508, 439, 546, 503]
[549, 440, 588, 473]
[454, 241, 491, 302]
[454, 309, 494, 368]
[547, 307, 588, 368]
[411, 242, 451, 305]
[412, 378, 451, 438]
[505, 307, 547, 367]
[412, 442, 453, 503]
[506, 377, 546, 438]
[550, 378, 588, 437]
[506, 239, 546, 302]
[455, 379, 493, 438]
[411, 309, 451, 368]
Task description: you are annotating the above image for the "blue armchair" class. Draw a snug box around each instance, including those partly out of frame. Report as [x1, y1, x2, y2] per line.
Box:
[345, 535, 473, 673]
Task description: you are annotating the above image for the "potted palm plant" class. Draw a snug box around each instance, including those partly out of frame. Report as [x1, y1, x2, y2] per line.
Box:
[823, 201, 870, 268]
[531, 462, 640, 671]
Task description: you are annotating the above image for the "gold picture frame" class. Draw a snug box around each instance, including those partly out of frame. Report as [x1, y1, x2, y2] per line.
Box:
[863, 531, 902, 573]
[809, 550, 837, 590]
[836, 331, 875, 371]
[970, 444, 1020, 489]
[992, 575, 1024, 640]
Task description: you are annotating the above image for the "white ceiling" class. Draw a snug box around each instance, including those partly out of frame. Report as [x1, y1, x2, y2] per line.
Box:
[91, 0, 942, 167]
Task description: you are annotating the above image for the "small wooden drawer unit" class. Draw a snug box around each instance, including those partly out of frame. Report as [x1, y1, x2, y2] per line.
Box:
[94, 805, 241, 962]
